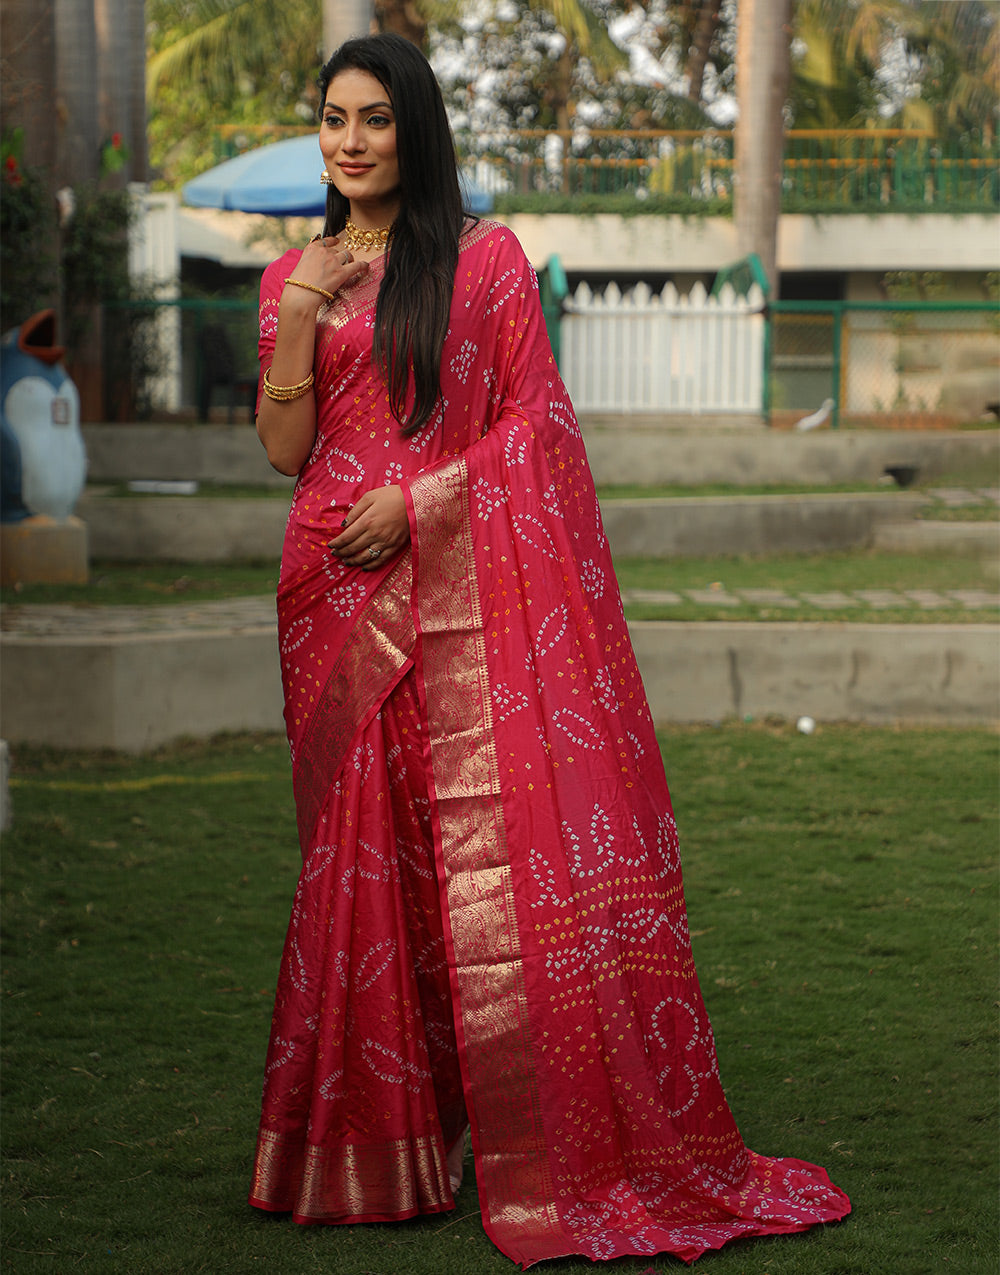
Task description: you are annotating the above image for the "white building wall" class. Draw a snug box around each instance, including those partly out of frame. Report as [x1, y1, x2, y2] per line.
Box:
[500, 212, 999, 275]
[128, 186, 182, 411]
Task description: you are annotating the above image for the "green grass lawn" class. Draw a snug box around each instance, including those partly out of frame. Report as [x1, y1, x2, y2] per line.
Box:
[0, 562, 280, 608]
[2, 726, 997, 1275]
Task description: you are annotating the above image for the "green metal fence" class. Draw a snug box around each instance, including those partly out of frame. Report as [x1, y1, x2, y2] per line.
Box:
[768, 300, 1000, 428]
[105, 292, 998, 431]
[460, 128, 999, 212]
[105, 297, 259, 422]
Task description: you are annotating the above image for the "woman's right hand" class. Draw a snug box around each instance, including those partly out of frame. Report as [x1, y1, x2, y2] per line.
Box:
[282, 235, 369, 307]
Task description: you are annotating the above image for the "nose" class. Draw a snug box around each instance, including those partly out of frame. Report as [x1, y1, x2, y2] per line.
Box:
[343, 118, 365, 153]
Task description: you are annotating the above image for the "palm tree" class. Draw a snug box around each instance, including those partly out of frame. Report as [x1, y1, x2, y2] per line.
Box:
[147, 0, 323, 101]
[1, 0, 59, 175]
[894, 1, 999, 141]
[147, 0, 626, 184]
[149, 0, 624, 97]
[732, 0, 999, 296]
[733, 0, 793, 296]
[791, 0, 999, 138]
[791, 0, 890, 128]
[502, 0, 627, 138]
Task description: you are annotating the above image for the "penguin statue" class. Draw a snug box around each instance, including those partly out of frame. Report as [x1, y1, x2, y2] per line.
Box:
[1, 309, 86, 523]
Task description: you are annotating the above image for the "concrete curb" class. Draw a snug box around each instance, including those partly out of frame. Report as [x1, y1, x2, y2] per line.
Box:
[79, 424, 999, 491]
[601, 492, 925, 558]
[77, 490, 926, 563]
[0, 626, 285, 754]
[77, 493, 291, 563]
[2, 618, 995, 753]
[82, 424, 295, 489]
[581, 424, 999, 487]
[631, 621, 999, 727]
[873, 519, 999, 557]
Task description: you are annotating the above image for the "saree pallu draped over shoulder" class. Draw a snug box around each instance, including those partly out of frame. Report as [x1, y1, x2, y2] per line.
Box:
[250, 222, 851, 1266]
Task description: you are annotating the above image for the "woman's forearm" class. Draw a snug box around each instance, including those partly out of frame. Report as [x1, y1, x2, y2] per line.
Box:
[256, 243, 370, 476]
[256, 291, 322, 475]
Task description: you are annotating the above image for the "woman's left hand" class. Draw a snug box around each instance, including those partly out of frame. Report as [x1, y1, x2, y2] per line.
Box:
[329, 486, 410, 570]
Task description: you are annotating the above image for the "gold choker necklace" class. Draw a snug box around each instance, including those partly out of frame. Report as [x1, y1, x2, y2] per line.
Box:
[343, 219, 393, 252]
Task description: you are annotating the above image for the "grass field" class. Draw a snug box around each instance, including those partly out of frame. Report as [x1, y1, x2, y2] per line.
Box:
[2, 725, 997, 1275]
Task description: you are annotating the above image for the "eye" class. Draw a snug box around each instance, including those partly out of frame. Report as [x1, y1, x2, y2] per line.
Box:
[366, 113, 393, 128]
[323, 111, 344, 127]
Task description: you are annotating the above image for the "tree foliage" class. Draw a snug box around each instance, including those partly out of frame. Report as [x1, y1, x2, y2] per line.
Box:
[791, 0, 999, 138]
[146, 0, 324, 184]
[432, 0, 736, 144]
[144, 0, 999, 189]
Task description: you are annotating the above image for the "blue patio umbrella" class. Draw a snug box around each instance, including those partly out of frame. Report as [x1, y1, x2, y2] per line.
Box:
[183, 133, 493, 216]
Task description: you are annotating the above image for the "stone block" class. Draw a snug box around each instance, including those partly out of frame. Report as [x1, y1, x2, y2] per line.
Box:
[600, 493, 924, 559]
[0, 515, 88, 585]
[629, 621, 1000, 726]
[0, 627, 284, 753]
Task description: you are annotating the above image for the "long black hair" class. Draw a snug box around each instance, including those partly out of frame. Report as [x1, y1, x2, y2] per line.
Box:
[318, 34, 466, 436]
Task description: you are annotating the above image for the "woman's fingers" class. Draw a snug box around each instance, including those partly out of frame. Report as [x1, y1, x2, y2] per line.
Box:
[328, 487, 409, 568]
[299, 235, 368, 290]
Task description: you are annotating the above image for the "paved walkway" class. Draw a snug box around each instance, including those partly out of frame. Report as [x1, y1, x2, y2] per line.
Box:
[1, 598, 278, 637]
[2, 486, 996, 638]
[621, 586, 999, 611]
[2, 585, 998, 640]
[922, 487, 999, 507]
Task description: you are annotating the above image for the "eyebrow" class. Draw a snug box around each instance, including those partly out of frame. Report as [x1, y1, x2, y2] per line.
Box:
[323, 100, 393, 113]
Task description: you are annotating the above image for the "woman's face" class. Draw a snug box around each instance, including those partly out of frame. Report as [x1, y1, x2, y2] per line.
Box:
[320, 68, 401, 224]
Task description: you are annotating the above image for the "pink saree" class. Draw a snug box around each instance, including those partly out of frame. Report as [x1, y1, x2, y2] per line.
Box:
[249, 221, 850, 1266]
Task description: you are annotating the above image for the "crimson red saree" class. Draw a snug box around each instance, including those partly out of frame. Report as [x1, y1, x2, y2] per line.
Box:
[249, 221, 850, 1266]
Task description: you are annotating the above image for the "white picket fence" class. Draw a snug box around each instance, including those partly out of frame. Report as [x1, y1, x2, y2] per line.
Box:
[561, 280, 765, 416]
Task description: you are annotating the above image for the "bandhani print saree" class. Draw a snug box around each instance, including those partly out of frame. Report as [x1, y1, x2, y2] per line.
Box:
[249, 220, 851, 1266]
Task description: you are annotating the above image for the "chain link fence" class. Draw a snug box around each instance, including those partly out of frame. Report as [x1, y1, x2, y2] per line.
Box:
[769, 301, 999, 429]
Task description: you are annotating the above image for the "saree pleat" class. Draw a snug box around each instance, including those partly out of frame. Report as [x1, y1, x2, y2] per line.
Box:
[250, 668, 465, 1222]
[251, 220, 850, 1265]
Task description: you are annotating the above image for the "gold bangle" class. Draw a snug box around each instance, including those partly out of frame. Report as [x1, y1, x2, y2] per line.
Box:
[262, 367, 315, 402]
[284, 277, 336, 303]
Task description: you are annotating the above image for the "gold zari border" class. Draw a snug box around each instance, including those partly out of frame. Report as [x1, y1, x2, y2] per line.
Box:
[252, 1128, 451, 1220]
[408, 456, 565, 1260]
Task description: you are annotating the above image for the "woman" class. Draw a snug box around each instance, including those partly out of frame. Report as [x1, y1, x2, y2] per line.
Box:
[250, 33, 850, 1267]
